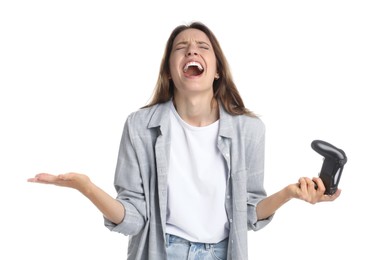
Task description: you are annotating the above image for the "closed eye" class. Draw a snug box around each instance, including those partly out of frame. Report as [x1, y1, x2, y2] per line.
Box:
[197, 41, 211, 50]
[174, 42, 187, 51]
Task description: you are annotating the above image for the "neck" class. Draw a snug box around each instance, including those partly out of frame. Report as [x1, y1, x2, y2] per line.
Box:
[173, 94, 219, 127]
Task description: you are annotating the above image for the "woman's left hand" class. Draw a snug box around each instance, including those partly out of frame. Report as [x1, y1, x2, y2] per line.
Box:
[288, 177, 341, 204]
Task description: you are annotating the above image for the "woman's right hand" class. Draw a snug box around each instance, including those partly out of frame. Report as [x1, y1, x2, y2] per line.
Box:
[28, 173, 92, 194]
[28, 172, 125, 224]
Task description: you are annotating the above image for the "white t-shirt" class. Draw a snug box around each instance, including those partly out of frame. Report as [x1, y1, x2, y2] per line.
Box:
[166, 102, 229, 243]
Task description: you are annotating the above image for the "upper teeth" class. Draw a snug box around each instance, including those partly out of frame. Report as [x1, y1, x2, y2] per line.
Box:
[183, 61, 203, 72]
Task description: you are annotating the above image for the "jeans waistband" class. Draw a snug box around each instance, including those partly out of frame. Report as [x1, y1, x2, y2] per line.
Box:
[165, 233, 228, 249]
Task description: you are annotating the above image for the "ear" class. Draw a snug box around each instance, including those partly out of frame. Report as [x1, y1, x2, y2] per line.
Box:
[215, 73, 220, 80]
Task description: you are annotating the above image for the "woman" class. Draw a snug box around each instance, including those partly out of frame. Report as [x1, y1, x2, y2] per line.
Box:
[28, 21, 340, 260]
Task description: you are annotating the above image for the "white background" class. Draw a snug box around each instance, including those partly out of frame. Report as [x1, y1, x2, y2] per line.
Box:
[1, 0, 368, 259]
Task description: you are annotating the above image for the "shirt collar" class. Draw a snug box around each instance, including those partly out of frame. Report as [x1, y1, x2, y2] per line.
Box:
[147, 99, 234, 139]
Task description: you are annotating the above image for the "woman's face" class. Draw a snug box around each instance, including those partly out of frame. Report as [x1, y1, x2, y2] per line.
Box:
[169, 28, 218, 98]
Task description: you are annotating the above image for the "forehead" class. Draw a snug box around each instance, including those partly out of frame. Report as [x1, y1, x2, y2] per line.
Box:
[173, 28, 211, 44]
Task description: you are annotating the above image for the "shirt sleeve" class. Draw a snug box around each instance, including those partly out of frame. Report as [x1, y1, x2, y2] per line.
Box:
[104, 115, 147, 236]
[246, 121, 274, 230]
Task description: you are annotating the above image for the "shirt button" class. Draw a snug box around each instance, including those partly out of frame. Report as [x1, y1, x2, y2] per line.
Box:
[229, 218, 233, 223]
[226, 195, 230, 199]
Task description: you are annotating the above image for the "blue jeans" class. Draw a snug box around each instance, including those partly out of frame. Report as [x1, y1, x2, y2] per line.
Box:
[165, 234, 228, 260]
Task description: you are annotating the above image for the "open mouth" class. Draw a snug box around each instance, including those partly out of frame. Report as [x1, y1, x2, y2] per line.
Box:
[183, 61, 204, 77]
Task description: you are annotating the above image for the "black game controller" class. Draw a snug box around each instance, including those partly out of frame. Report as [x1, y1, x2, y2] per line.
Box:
[311, 140, 347, 195]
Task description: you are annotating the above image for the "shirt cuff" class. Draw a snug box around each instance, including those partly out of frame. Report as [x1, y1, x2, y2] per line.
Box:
[104, 200, 144, 236]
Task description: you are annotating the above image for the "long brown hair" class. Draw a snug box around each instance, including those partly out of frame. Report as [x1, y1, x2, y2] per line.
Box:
[144, 21, 255, 117]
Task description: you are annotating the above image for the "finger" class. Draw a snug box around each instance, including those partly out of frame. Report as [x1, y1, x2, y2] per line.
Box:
[27, 177, 38, 182]
[27, 177, 53, 184]
[312, 177, 326, 193]
[298, 177, 308, 193]
[29, 173, 58, 184]
[305, 178, 317, 191]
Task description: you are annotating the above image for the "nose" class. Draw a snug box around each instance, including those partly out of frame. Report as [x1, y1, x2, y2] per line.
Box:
[186, 50, 198, 56]
[186, 45, 198, 56]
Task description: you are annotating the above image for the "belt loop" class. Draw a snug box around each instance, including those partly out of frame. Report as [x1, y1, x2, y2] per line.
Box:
[205, 243, 211, 250]
[165, 233, 170, 247]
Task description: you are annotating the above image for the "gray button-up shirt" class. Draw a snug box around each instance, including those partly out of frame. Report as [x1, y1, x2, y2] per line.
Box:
[105, 100, 273, 259]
